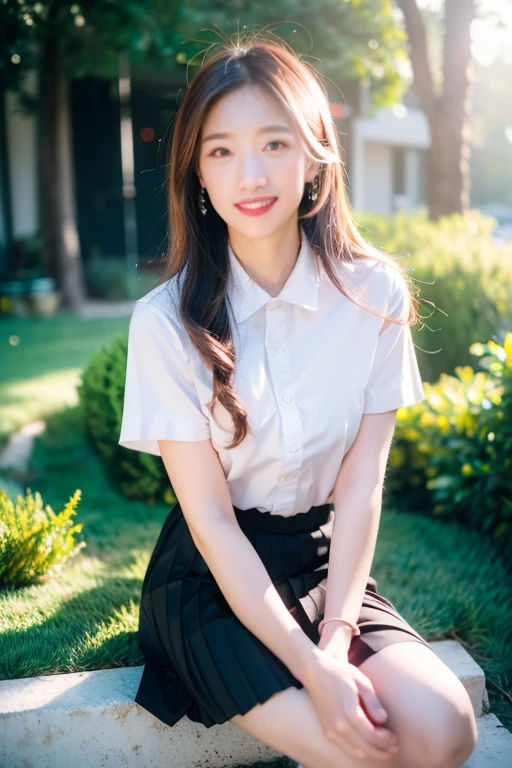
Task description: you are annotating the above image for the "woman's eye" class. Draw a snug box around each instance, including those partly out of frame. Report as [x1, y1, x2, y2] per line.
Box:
[209, 141, 286, 158]
[210, 147, 230, 157]
[267, 140, 286, 151]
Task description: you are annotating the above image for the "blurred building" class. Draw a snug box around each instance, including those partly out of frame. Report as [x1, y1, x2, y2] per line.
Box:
[0, 70, 431, 280]
[330, 79, 430, 216]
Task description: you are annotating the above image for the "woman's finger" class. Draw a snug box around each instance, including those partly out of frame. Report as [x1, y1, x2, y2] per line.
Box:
[354, 705, 398, 751]
[354, 675, 399, 750]
[327, 716, 397, 764]
[326, 704, 398, 763]
[354, 668, 389, 720]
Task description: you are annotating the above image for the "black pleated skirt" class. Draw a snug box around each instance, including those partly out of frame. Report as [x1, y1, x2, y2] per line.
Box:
[134, 501, 434, 729]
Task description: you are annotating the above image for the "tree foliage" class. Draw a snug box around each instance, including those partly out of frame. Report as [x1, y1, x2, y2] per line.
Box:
[2, 0, 409, 109]
[177, 0, 408, 108]
[0, 0, 181, 89]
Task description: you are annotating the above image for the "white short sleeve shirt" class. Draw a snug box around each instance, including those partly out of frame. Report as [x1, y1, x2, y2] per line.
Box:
[118, 225, 426, 516]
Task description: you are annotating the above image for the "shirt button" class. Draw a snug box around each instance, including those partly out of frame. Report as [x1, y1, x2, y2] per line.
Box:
[282, 393, 292, 403]
[269, 343, 284, 355]
[267, 300, 282, 310]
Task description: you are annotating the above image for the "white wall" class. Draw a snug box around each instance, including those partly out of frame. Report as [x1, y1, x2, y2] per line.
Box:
[355, 105, 431, 148]
[5, 70, 39, 239]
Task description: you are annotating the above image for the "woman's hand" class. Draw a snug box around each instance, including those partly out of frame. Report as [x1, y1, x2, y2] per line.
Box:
[303, 643, 400, 763]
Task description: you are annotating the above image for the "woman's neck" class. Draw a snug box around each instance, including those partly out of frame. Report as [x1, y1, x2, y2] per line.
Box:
[227, 221, 301, 297]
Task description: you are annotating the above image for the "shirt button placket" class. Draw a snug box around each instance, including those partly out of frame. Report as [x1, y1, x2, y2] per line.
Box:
[265, 301, 304, 515]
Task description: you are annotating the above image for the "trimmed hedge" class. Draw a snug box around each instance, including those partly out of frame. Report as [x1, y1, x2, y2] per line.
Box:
[76, 334, 175, 507]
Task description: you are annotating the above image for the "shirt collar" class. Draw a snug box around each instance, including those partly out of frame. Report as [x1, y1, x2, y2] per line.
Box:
[226, 224, 321, 324]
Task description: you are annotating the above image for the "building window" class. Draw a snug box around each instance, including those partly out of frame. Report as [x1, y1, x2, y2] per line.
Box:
[392, 147, 406, 196]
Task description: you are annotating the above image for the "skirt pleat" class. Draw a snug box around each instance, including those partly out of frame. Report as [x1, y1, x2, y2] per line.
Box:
[134, 501, 434, 728]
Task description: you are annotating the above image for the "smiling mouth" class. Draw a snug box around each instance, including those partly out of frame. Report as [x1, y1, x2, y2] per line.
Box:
[235, 198, 277, 212]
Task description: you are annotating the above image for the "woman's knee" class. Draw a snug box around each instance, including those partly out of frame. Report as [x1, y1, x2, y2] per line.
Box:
[390, 679, 478, 768]
[421, 689, 478, 768]
[357, 642, 478, 768]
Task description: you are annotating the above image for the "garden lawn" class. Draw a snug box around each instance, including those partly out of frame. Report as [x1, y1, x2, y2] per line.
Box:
[0, 312, 131, 445]
[0, 310, 511, 741]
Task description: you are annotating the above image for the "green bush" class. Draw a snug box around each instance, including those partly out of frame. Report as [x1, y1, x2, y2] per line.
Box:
[77, 334, 175, 506]
[0, 488, 85, 589]
[386, 332, 512, 567]
[356, 209, 512, 383]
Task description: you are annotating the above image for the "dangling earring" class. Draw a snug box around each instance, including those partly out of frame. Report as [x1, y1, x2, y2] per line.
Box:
[309, 174, 320, 202]
[199, 186, 207, 215]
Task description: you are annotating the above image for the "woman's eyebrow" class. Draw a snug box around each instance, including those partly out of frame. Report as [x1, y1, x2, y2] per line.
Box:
[201, 124, 293, 144]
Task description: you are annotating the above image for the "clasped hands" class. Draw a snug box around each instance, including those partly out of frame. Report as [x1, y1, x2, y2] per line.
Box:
[302, 623, 400, 763]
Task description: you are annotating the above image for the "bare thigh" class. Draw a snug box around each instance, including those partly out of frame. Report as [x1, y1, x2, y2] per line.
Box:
[228, 642, 478, 768]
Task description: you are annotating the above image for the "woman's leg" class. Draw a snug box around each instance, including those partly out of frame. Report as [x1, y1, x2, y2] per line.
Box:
[357, 641, 478, 767]
[228, 641, 478, 768]
[231, 684, 401, 768]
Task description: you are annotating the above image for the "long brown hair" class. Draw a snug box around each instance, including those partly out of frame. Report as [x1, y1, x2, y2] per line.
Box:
[157, 30, 422, 449]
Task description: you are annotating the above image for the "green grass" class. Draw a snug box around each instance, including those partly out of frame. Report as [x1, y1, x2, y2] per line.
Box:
[0, 313, 130, 443]
[0, 406, 160, 673]
[0, 309, 511, 746]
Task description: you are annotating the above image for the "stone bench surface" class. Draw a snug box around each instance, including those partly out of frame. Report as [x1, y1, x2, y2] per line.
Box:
[0, 640, 509, 768]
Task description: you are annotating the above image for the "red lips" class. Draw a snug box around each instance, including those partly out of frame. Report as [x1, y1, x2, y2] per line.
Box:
[235, 198, 277, 216]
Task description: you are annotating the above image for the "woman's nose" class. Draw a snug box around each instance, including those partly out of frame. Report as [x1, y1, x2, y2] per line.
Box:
[240, 153, 267, 187]
[240, 177, 267, 192]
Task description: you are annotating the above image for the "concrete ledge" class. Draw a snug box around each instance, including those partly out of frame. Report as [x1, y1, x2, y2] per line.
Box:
[0, 640, 506, 768]
[464, 714, 512, 768]
[3, 666, 277, 768]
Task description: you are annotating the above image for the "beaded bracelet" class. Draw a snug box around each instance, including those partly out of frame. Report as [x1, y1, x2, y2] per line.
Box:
[318, 617, 361, 637]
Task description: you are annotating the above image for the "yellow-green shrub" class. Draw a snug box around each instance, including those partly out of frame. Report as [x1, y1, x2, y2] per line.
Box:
[0, 488, 86, 588]
[387, 333, 512, 566]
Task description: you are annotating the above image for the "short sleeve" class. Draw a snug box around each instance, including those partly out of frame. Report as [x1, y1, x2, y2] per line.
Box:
[118, 301, 211, 455]
[362, 271, 426, 414]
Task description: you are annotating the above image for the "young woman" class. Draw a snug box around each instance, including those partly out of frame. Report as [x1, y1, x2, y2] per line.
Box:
[119, 33, 478, 768]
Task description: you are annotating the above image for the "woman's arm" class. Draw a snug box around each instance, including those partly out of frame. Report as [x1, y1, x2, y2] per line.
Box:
[158, 437, 322, 685]
[318, 409, 398, 656]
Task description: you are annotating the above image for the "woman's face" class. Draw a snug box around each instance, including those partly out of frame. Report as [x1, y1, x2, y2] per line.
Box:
[196, 85, 319, 237]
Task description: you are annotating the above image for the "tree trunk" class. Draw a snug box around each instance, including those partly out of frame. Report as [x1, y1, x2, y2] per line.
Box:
[39, 34, 86, 310]
[398, 0, 475, 220]
[427, 89, 472, 219]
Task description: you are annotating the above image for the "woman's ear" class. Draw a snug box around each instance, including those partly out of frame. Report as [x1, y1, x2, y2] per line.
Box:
[194, 161, 204, 188]
[305, 161, 321, 184]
